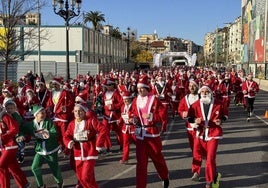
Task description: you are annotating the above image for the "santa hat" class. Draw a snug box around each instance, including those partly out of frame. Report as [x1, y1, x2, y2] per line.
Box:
[2, 80, 11, 87]
[36, 77, 45, 85]
[106, 77, 115, 85]
[79, 81, 85, 88]
[51, 77, 63, 85]
[2, 85, 14, 95]
[189, 79, 199, 88]
[102, 77, 115, 86]
[63, 82, 71, 90]
[32, 105, 44, 117]
[75, 103, 88, 112]
[4, 99, 17, 108]
[75, 92, 87, 104]
[137, 75, 150, 88]
[198, 85, 213, 94]
[18, 78, 25, 84]
[122, 91, 133, 99]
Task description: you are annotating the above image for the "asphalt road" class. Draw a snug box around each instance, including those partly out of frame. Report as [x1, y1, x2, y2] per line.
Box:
[12, 90, 268, 188]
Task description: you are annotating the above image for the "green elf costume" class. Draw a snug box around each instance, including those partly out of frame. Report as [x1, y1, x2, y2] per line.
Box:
[17, 105, 63, 188]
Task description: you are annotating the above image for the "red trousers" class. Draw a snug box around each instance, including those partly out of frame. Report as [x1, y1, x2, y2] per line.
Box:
[136, 137, 169, 188]
[122, 133, 136, 161]
[234, 91, 244, 104]
[53, 121, 69, 153]
[193, 138, 219, 183]
[99, 119, 123, 149]
[75, 160, 98, 188]
[187, 129, 195, 151]
[0, 149, 28, 188]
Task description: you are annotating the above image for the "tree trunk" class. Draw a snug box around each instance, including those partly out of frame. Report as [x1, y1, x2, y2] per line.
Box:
[4, 60, 8, 80]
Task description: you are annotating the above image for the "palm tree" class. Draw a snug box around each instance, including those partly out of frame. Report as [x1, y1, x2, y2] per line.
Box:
[84, 11, 105, 31]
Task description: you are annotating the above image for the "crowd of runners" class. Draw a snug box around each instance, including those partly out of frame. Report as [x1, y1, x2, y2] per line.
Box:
[0, 65, 260, 188]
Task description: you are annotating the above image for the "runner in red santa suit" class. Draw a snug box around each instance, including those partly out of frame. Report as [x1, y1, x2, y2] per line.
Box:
[35, 78, 51, 109]
[16, 78, 27, 102]
[188, 85, 228, 188]
[218, 74, 232, 108]
[117, 76, 128, 96]
[178, 80, 202, 181]
[170, 78, 183, 118]
[153, 73, 172, 119]
[98, 77, 123, 153]
[64, 103, 108, 188]
[118, 91, 137, 164]
[241, 73, 259, 122]
[131, 75, 169, 188]
[1, 85, 23, 116]
[0, 109, 30, 188]
[21, 87, 40, 121]
[47, 77, 75, 154]
[232, 71, 244, 106]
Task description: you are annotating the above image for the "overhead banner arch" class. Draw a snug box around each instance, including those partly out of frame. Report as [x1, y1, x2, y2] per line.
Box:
[153, 52, 197, 67]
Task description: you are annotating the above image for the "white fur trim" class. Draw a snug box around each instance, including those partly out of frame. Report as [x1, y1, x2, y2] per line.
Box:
[137, 83, 149, 88]
[75, 96, 86, 103]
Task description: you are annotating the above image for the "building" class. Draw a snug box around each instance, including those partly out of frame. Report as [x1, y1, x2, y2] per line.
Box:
[0, 12, 40, 26]
[228, 16, 242, 65]
[0, 25, 127, 64]
[241, 0, 267, 78]
[25, 13, 40, 25]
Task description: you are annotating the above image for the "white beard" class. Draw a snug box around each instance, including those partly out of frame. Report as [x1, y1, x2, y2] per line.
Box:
[158, 81, 165, 87]
[200, 94, 212, 105]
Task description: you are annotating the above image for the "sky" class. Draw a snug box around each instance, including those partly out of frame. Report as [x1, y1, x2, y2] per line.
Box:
[43, 0, 242, 46]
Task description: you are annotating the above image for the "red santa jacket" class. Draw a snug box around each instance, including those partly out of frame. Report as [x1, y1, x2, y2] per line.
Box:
[36, 88, 51, 109]
[93, 83, 102, 98]
[21, 95, 40, 119]
[153, 82, 172, 104]
[170, 84, 184, 102]
[47, 89, 74, 122]
[119, 102, 136, 134]
[131, 94, 168, 140]
[0, 111, 18, 150]
[102, 89, 123, 122]
[178, 94, 199, 130]
[63, 116, 108, 161]
[241, 80, 259, 98]
[188, 98, 228, 141]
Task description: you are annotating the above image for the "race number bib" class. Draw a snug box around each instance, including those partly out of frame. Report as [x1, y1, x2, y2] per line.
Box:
[122, 114, 129, 124]
[105, 99, 113, 106]
[74, 131, 88, 142]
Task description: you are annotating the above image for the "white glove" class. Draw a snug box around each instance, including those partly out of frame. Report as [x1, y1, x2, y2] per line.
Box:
[190, 123, 199, 129]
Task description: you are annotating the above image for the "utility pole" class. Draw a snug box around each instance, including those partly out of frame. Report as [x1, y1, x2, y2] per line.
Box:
[38, 0, 41, 76]
[215, 28, 218, 67]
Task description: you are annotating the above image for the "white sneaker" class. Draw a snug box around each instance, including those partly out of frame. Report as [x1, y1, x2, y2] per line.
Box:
[191, 172, 200, 181]
[250, 112, 253, 117]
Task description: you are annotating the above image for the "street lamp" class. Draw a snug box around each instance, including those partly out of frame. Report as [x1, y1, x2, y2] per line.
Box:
[146, 37, 150, 51]
[123, 27, 134, 63]
[52, 0, 82, 81]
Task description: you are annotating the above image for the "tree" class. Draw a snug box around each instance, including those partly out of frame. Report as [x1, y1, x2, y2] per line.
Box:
[109, 27, 122, 39]
[84, 11, 105, 31]
[136, 50, 153, 63]
[0, 0, 46, 80]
